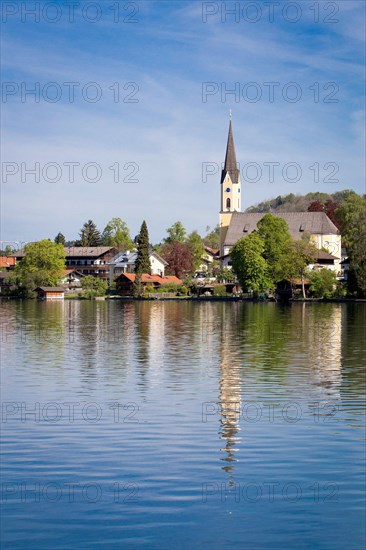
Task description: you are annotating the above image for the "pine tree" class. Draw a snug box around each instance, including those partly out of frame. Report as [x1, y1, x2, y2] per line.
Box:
[132, 272, 142, 298]
[54, 232, 66, 245]
[78, 220, 102, 247]
[134, 220, 151, 274]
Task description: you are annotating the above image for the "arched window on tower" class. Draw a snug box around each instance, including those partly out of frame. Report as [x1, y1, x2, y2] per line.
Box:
[226, 198, 231, 209]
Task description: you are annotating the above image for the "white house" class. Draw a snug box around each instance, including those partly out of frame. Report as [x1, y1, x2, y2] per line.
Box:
[108, 250, 168, 285]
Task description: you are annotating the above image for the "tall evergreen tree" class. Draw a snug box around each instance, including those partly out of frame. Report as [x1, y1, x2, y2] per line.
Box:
[77, 220, 102, 247]
[134, 220, 151, 274]
[54, 232, 66, 245]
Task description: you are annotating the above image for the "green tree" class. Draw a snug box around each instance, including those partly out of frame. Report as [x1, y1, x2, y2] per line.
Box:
[203, 225, 220, 249]
[278, 234, 318, 298]
[164, 221, 187, 244]
[54, 232, 66, 245]
[231, 233, 272, 294]
[336, 195, 366, 295]
[0, 245, 14, 256]
[12, 240, 66, 297]
[216, 267, 235, 283]
[102, 218, 134, 251]
[81, 275, 108, 298]
[256, 213, 292, 282]
[135, 220, 151, 275]
[309, 269, 337, 298]
[77, 220, 102, 247]
[187, 230, 204, 271]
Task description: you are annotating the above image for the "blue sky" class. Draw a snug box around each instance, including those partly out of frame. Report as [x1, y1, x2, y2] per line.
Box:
[1, 0, 365, 245]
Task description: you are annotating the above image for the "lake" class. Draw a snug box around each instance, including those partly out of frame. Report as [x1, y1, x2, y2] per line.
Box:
[1, 300, 365, 549]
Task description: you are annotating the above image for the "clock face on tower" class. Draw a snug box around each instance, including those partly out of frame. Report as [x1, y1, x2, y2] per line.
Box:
[225, 187, 230, 193]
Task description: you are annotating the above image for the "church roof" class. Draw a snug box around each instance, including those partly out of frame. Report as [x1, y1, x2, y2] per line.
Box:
[224, 212, 339, 246]
[221, 119, 240, 184]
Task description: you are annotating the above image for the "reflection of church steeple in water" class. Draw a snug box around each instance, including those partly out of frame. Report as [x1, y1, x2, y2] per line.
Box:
[217, 304, 242, 481]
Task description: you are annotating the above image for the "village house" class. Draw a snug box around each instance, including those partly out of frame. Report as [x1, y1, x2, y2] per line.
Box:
[116, 273, 182, 296]
[0, 256, 16, 270]
[198, 246, 220, 273]
[13, 246, 117, 282]
[108, 250, 168, 285]
[61, 269, 85, 293]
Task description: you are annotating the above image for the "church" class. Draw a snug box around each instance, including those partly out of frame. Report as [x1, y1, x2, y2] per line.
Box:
[219, 117, 342, 274]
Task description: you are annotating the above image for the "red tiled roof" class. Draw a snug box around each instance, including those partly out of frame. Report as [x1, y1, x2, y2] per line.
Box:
[0, 257, 16, 268]
[118, 273, 182, 285]
[204, 246, 220, 256]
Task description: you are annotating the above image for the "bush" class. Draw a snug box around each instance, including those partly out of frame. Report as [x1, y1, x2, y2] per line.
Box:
[213, 285, 228, 297]
[81, 275, 108, 298]
[177, 285, 189, 296]
[157, 283, 181, 293]
[216, 268, 235, 283]
[309, 269, 337, 298]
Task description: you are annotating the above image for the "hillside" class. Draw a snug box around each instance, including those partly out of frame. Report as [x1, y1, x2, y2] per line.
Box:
[245, 189, 362, 214]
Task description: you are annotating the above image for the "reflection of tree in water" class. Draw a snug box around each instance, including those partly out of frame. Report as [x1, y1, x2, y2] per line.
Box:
[296, 303, 342, 402]
[74, 300, 100, 383]
[134, 301, 151, 388]
[162, 302, 201, 386]
[216, 302, 345, 481]
[14, 299, 66, 373]
[341, 303, 366, 394]
[237, 303, 290, 378]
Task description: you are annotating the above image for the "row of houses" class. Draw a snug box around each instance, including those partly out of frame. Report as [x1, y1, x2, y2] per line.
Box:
[0, 247, 188, 297]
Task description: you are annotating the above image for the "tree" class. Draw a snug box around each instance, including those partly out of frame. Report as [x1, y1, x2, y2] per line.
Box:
[309, 269, 337, 298]
[77, 220, 102, 247]
[132, 272, 142, 298]
[102, 218, 134, 251]
[161, 241, 194, 278]
[324, 199, 340, 229]
[187, 230, 204, 271]
[0, 244, 15, 256]
[308, 201, 324, 212]
[12, 240, 66, 297]
[231, 233, 272, 294]
[308, 200, 341, 229]
[256, 213, 291, 282]
[336, 195, 366, 295]
[246, 189, 360, 214]
[203, 225, 220, 249]
[54, 232, 66, 245]
[81, 275, 108, 298]
[216, 267, 235, 283]
[164, 221, 187, 244]
[278, 234, 317, 298]
[135, 220, 151, 275]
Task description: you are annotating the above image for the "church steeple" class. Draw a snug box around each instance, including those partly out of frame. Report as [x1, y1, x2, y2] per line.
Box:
[219, 114, 241, 256]
[221, 116, 239, 184]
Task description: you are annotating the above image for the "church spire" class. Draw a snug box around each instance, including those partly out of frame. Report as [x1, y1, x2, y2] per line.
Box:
[221, 115, 239, 184]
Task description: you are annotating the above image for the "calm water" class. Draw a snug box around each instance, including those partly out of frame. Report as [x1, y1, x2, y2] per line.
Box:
[1, 300, 365, 549]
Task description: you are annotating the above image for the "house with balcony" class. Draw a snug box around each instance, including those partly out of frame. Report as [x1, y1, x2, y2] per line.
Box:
[13, 246, 117, 282]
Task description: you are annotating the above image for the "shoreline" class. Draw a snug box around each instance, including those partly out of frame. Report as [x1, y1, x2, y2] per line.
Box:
[1, 296, 365, 303]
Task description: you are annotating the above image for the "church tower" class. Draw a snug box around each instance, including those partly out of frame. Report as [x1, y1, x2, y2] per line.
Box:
[219, 115, 241, 255]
